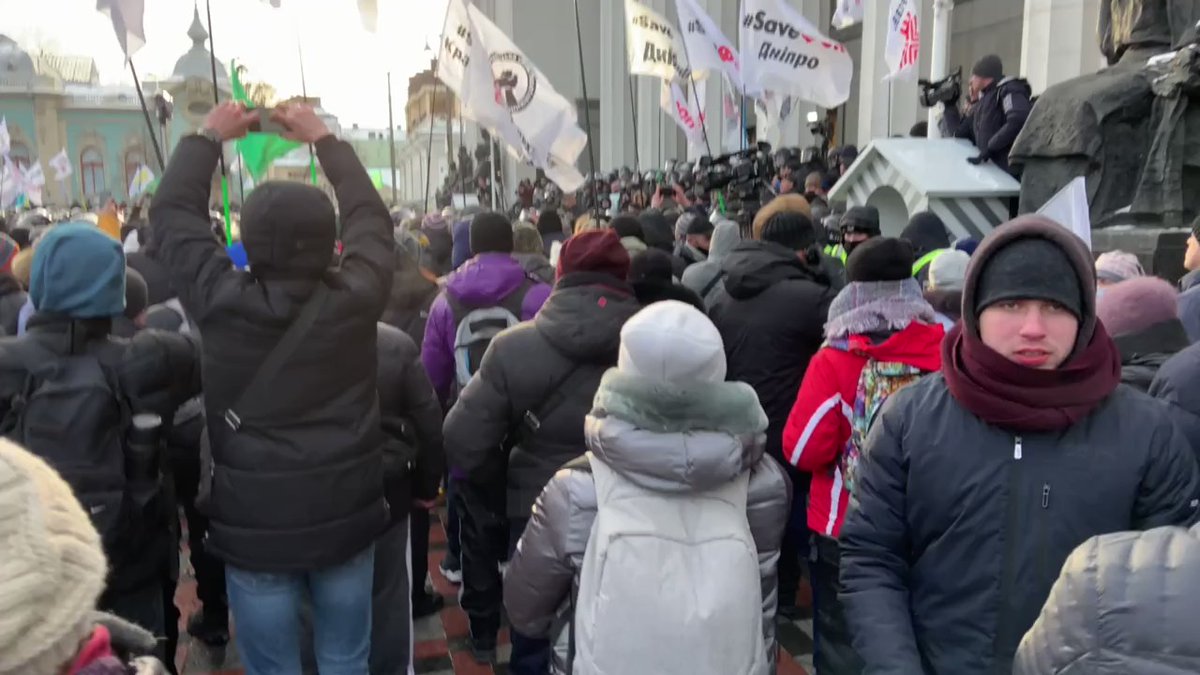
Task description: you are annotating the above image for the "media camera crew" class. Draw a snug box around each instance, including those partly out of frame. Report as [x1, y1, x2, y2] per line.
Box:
[933, 55, 1032, 176]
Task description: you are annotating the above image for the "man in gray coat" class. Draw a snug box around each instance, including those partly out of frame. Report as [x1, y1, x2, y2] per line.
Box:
[840, 216, 1200, 675]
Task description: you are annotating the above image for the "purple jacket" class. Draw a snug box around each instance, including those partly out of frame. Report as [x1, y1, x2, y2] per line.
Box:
[421, 253, 551, 403]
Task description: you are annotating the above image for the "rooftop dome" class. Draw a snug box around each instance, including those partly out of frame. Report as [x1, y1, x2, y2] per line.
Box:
[0, 35, 35, 86]
[172, 7, 229, 88]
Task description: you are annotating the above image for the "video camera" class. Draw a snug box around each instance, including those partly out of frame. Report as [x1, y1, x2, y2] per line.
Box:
[918, 67, 962, 108]
[697, 142, 776, 228]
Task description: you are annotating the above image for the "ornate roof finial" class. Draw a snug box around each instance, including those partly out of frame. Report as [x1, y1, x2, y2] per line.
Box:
[188, 5, 208, 46]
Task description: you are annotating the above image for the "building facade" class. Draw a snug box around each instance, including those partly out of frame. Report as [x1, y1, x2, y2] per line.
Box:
[463, 0, 1108, 188]
[0, 9, 242, 206]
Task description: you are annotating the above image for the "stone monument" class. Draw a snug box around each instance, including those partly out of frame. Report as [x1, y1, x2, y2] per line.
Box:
[1011, 0, 1200, 230]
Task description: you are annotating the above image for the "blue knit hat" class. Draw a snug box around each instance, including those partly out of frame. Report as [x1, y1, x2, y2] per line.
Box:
[30, 223, 125, 318]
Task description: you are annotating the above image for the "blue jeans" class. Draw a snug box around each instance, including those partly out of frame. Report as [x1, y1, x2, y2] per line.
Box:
[226, 544, 375, 675]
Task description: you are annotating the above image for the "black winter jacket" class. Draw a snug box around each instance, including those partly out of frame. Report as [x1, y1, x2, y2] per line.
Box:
[709, 241, 835, 464]
[0, 317, 201, 591]
[1113, 319, 1189, 392]
[443, 273, 642, 517]
[1150, 341, 1200, 467]
[150, 135, 395, 572]
[943, 77, 1033, 174]
[380, 260, 440, 346]
[0, 273, 27, 336]
[377, 322, 444, 520]
[840, 375, 1200, 675]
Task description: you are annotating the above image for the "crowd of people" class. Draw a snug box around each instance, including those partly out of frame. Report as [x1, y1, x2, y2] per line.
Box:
[1, 92, 1200, 675]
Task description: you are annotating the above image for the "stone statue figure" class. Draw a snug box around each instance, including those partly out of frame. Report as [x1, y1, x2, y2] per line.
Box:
[1011, 0, 1200, 227]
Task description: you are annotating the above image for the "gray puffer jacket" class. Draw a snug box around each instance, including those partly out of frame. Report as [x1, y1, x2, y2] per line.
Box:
[503, 369, 791, 675]
[1014, 523, 1200, 675]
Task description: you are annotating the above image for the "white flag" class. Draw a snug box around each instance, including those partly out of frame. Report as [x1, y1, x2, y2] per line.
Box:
[49, 149, 72, 181]
[128, 164, 155, 199]
[625, 0, 691, 82]
[675, 0, 739, 86]
[437, 0, 587, 192]
[884, 0, 920, 80]
[0, 117, 9, 157]
[1039, 177, 1092, 249]
[0, 157, 19, 208]
[357, 0, 377, 32]
[832, 0, 864, 29]
[22, 161, 45, 189]
[661, 80, 706, 148]
[96, 0, 146, 58]
[740, 0, 853, 108]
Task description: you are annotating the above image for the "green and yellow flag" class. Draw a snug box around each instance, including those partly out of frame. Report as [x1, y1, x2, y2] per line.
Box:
[230, 60, 301, 182]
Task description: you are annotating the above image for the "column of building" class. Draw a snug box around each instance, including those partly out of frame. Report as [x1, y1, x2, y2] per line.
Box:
[1020, 0, 1104, 95]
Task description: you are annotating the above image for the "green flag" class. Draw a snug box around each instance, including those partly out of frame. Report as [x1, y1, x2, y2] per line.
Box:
[231, 60, 300, 182]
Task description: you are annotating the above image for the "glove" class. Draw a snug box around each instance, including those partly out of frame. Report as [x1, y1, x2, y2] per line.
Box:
[967, 152, 990, 166]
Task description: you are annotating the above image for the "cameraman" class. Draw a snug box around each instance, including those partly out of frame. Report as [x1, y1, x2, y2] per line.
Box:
[941, 55, 1032, 176]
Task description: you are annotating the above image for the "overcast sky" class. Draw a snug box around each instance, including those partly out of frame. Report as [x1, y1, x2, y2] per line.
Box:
[2, 0, 450, 129]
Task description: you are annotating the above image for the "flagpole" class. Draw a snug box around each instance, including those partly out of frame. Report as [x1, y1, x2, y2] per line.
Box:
[620, 8, 640, 174]
[571, 0, 600, 215]
[128, 60, 166, 172]
[387, 71, 398, 206]
[204, 0, 233, 245]
[297, 40, 318, 186]
[423, 75, 439, 214]
[456, 105, 468, 204]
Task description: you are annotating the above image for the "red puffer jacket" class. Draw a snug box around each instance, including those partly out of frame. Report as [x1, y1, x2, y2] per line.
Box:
[782, 322, 943, 537]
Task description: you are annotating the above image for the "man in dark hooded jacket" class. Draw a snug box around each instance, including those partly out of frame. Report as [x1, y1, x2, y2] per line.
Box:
[841, 215, 1200, 675]
[942, 54, 1032, 176]
[709, 210, 836, 618]
[444, 229, 642, 668]
[150, 102, 394, 673]
[900, 211, 952, 289]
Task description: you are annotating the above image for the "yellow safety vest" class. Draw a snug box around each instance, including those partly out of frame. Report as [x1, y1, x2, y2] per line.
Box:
[912, 249, 947, 277]
[824, 244, 848, 264]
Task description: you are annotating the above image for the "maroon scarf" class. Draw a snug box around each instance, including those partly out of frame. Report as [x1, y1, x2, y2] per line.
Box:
[941, 321, 1122, 433]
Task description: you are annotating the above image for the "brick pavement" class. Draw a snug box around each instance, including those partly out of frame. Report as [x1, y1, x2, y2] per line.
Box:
[174, 511, 814, 674]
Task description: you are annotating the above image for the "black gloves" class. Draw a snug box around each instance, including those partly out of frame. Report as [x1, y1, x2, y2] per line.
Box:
[967, 151, 991, 166]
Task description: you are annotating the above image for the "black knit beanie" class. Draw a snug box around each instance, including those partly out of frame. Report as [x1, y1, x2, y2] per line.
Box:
[760, 211, 817, 251]
[974, 237, 1083, 319]
[973, 54, 1004, 81]
[611, 215, 644, 242]
[840, 206, 881, 235]
[900, 212, 950, 256]
[846, 237, 914, 283]
[469, 211, 514, 255]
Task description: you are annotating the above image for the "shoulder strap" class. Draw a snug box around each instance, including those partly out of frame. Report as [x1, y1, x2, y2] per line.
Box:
[700, 269, 727, 297]
[514, 362, 589, 447]
[224, 284, 329, 430]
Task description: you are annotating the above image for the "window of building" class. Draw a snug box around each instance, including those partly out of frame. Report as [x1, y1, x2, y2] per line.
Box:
[8, 141, 30, 169]
[125, 148, 146, 191]
[80, 147, 106, 197]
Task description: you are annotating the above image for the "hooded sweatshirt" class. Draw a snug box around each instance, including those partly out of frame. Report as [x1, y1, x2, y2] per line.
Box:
[710, 240, 836, 464]
[679, 219, 741, 308]
[422, 253, 551, 403]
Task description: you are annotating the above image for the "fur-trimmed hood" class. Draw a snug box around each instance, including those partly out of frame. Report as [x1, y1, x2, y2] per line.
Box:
[586, 369, 768, 493]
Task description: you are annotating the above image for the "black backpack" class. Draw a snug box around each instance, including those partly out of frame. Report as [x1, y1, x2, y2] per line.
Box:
[0, 340, 155, 564]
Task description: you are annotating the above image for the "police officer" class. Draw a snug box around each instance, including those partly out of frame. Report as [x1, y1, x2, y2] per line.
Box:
[942, 55, 1032, 176]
